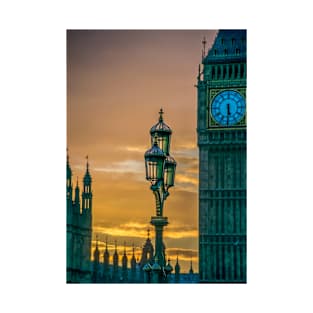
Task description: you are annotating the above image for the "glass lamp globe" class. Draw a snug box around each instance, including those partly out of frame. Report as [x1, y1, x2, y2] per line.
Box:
[144, 135, 166, 184]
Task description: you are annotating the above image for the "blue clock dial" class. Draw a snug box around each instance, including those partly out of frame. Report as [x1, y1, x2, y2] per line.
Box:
[211, 90, 246, 126]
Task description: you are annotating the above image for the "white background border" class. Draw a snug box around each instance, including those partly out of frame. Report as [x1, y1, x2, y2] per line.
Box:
[1, 1, 313, 312]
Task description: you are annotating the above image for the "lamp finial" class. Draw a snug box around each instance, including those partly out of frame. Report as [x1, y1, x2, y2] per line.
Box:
[159, 108, 164, 122]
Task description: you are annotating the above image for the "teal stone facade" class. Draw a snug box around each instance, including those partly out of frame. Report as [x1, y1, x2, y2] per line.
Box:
[197, 30, 247, 283]
[66, 154, 92, 283]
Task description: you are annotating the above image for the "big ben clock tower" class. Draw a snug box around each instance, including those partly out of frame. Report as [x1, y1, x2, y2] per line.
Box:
[197, 30, 246, 283]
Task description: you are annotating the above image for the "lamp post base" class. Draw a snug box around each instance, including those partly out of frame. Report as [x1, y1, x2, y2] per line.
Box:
[150, 216, 169, 282]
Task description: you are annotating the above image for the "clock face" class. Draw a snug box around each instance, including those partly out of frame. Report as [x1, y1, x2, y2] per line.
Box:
[211, 90, 246, 126]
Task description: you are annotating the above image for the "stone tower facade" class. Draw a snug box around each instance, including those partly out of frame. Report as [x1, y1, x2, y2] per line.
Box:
[66, 154, 92, 283]
[197, 30, 247, 283]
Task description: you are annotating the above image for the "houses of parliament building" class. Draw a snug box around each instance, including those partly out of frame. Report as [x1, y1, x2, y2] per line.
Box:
[66, 153, 196, 283]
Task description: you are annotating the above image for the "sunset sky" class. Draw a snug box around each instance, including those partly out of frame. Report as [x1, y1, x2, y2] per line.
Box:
[67, 30, 217, 273]
[3, 0, 313, 311]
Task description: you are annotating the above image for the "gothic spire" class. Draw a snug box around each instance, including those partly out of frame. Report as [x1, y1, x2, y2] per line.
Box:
[131, 243, 136, 269]
[112, 240, 119, 282]
[83, 155, 92, 185]
[202, 36, 207, 60]
[66, 148, 73, 201]
[121, 241, 128, 282]
[122, 241, 128, 269]
[82, 155, 92, 212]
[74, 176, 80, 204]
[175, 254, 180, 272]
[66, 148, 72, 185]
[189, 257, 194, 275]
[66, 147, 69, 165]
[92, 235, 100, 283]
[105, 236, 109, 252]
[104, 236, 110, 262]
[93, 236, 100, 262]
[103, 236, 110, 282]
[175, 254, 180, 283]
[113, 240, 118, 264]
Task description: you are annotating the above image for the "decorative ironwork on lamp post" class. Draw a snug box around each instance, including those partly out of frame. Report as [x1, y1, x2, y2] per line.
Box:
[144, 108, 176, 283]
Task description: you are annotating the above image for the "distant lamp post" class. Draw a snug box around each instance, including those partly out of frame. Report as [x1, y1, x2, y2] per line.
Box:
[144, 108, 176, 283]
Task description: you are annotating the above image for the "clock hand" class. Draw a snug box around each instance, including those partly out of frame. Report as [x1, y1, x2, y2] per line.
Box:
[227, 103, 230, 125]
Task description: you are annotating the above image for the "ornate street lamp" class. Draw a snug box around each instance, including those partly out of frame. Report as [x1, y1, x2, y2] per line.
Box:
[144, 109, 176, 283]
[144, 134, 166, 186]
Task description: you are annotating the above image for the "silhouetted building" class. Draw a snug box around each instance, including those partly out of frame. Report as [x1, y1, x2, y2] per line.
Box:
[112, 241, 119, 282]
[175, 256, 180, 283]
[121, 243, 128, 283]
[103, 239, 110, 282]
[92, 239, 100, 283]
[138, 229, 154, 281]
[66, 153, 92, 283]
[89, 231, 198, 283]
[130, 244, 137, 283]
[66, 154, 197, 283]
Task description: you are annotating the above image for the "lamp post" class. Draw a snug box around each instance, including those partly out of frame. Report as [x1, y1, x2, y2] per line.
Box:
[144, 109, 176, 283]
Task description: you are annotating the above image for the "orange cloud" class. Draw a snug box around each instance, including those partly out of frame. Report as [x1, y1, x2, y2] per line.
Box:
[93, 222, 197, 241]
[175, 174, 198, 186]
